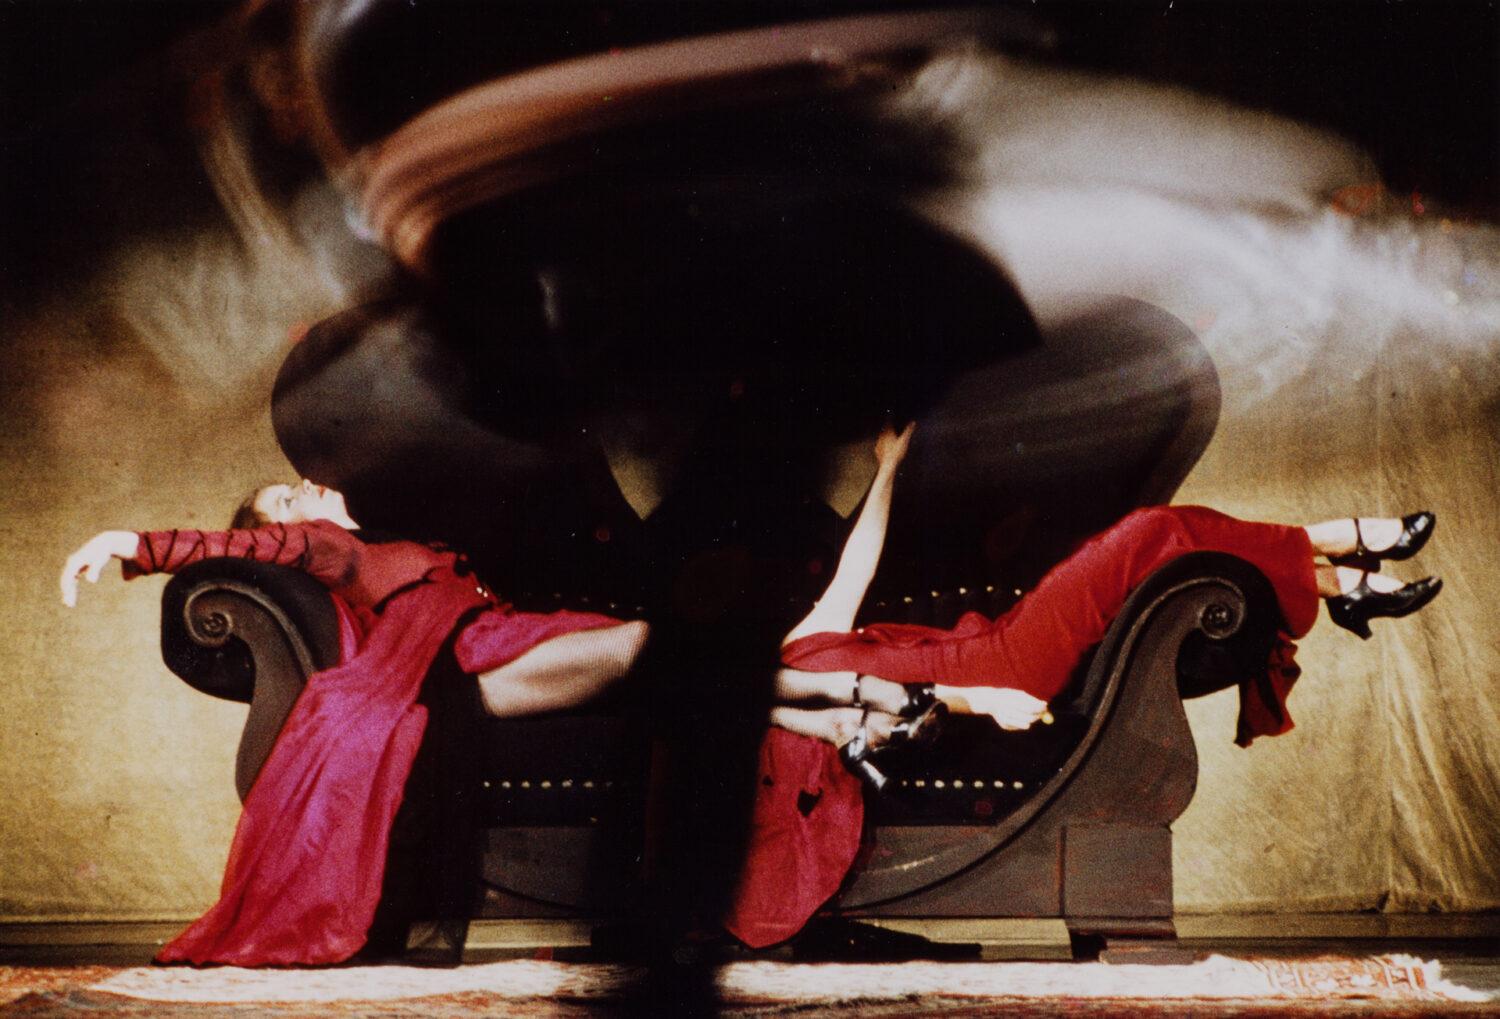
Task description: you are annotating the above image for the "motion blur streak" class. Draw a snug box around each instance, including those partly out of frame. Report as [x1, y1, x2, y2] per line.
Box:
[104, 94, 388, 407]
[904, 49, 1500, 410]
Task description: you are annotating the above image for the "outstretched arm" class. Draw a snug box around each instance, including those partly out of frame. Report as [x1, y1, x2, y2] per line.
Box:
[781, 422, 913, 649]
[60, 522, 359, 607]
[59, 531, 139, 607]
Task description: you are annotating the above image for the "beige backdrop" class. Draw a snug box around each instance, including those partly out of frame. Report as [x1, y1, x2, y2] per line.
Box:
[2, 47, 1497, 922]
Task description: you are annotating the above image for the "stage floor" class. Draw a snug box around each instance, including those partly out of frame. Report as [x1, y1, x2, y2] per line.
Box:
[2, 917, 1496, 1016]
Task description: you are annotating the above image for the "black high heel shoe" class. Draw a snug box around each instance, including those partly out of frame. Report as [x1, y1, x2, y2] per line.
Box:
[1330, 512, 1436, 569]
[889, 701, 948, 747]
[839, 703, 948, 791]
[839, 712, 889, 793]
[1326, 575, 1443, 640]
[896, 682, 938, 718]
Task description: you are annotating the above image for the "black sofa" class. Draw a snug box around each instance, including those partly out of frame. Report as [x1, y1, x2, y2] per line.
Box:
[160, 544, 1280, 962]
[156, 0, 1293, 962]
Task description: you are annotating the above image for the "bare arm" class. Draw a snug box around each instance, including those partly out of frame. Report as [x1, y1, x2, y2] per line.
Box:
[781, 422, 913, 648]
[59, 530, 140, 607]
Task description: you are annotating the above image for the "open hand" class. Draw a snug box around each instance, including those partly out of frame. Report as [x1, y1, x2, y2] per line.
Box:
[60, 530, 138, 607]
[873, 420, 915, 471]
[952, 687, 1050, 731]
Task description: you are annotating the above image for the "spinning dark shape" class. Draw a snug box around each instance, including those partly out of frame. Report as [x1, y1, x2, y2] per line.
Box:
[256, 0, 1228, 957]
[271, 199, 1063, 606]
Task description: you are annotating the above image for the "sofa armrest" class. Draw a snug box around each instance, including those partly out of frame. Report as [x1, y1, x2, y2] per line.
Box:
[160, 558, 343, 800]
[867, 551, 1282, 826]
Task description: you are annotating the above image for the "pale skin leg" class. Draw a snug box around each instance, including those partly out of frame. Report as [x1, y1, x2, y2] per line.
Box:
[476, 620, 650, 717]
[773, 422, 1050, 735]
[1304, 518, 1403, 558]
[1316, 564, 1406, 596]
[478, 519, 1393, 721]
[780, 423, 912, 648]
[1304, 519, 1416, 595]
[769, 706, 902, 747]
[772, 432, 1422, 742]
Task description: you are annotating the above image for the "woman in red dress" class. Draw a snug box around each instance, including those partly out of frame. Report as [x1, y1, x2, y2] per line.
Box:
[725, 424, 1442, 948]
[60, 480, 649, 966]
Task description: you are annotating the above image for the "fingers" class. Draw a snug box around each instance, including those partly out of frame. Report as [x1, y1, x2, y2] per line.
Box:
[60, 538, 111, 608]
[60, 555, 84, 607]
[984, 688, 1047, 730]
[874, 420, 917, 467]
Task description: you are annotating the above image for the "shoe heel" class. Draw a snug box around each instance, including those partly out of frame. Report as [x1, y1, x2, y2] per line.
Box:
[850, 755, 889, 792]
[1327, 599, 1373, 640]
[890, 702, 948, 748]
[839, 741, 889, 792]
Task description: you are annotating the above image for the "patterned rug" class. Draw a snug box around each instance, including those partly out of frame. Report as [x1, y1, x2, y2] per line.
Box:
[0, 956, 1491, 1017]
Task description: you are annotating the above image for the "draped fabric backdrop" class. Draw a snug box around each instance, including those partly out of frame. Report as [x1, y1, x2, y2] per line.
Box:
[2, 33, 1496, 921]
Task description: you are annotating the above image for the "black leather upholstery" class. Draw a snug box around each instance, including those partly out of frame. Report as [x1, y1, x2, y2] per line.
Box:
[160, 556, 341, 704]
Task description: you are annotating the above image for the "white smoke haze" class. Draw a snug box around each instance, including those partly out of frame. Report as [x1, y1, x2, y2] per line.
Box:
[102, 107, 391, 407]
[77, 43, 1500, 419]
[905, 49, 1500, 411]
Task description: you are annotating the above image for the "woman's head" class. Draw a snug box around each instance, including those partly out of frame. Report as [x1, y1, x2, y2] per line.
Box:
[230, 479, 354, 528]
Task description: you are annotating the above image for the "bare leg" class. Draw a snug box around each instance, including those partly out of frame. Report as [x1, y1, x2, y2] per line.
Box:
[1304, 518, 1407, 557]
[773, 667, 911, 715]
[1315, 563, 1411, 597]
[477, 621, 649, 717]
[770, 706, 900, 748]
[775, 668, 859, 705]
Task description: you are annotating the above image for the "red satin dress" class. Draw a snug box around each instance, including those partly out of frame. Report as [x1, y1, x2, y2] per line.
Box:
[124, 519, 621, 965]
[724, 505, 1320, 948]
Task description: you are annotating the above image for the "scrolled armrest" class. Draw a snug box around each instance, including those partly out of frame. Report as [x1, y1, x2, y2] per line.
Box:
[160, 558, 342, 702]
[160, 557, 344, 800]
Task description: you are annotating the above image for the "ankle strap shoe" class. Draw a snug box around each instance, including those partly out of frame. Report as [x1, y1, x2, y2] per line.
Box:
[1327, 575, 1442, 640]
[1331, 511, 1435, 569]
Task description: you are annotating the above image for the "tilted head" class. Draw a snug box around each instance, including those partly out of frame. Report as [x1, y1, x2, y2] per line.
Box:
[231, 479, 356, 529]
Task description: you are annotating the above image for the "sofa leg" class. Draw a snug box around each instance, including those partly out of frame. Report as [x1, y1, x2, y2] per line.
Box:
[1067, 929, 1105, 961]
[1096, 936, 1195, 965]
[1067, 920, 1194, 965]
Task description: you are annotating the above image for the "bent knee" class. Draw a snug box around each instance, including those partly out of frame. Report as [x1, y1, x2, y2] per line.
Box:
[1112, 505, 1193, 545]
[1121, 505, 1183, 527]
[615, 619, 651, 665]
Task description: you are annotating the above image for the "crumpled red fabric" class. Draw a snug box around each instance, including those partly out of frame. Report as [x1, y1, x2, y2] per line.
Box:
[724, 505, 1321, 948]
[155, 568, 486, 965]
[129, 523, 621, 965]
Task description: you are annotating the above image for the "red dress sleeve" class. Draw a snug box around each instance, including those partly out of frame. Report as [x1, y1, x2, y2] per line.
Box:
[122, 520, 361, 590]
